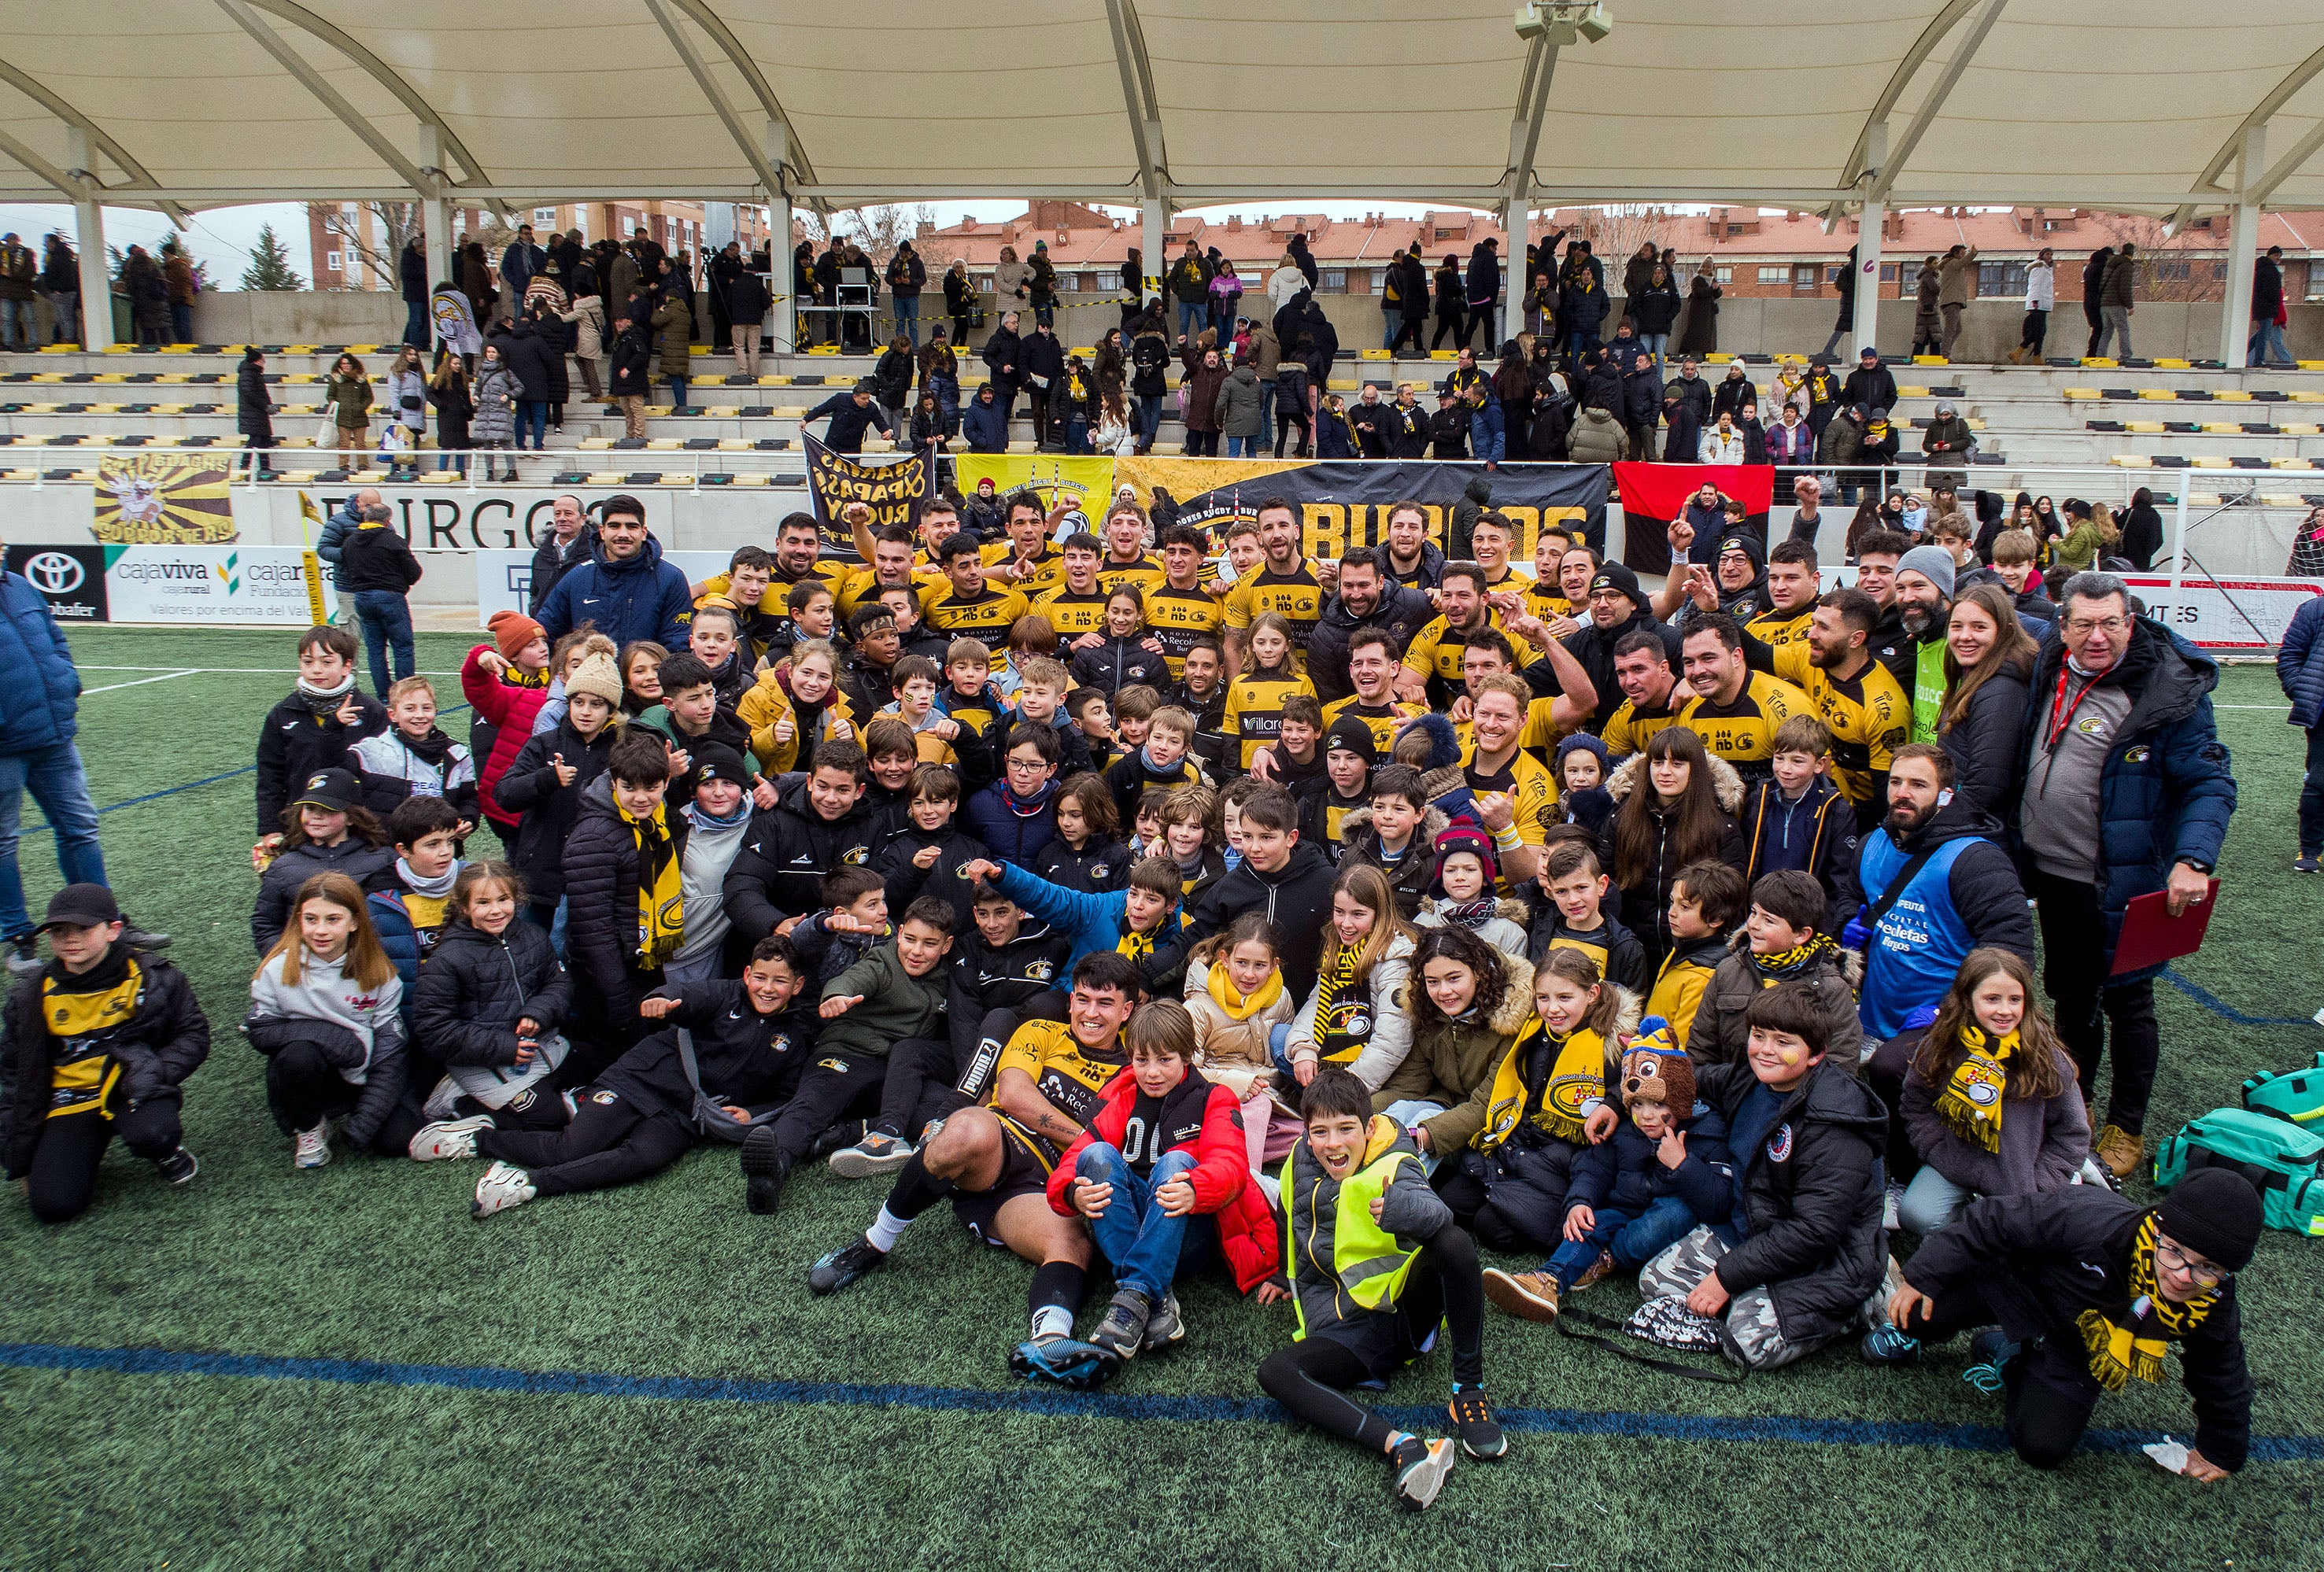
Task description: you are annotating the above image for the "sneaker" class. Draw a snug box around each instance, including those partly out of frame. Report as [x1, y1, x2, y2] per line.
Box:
[3, 935, 39, 976]
[2296, 854, 2321, 874]
[408, 1113, 493, 1162]
[155, 1147, 198, 1186]
[471, 1161, 536, 1216]
[1391, 1437, 1457, 1511]
[828, 1131, 916, 1179]
[1968, 1326, 2019, 1368]
[1088, 1289, 1151, 1365]
[1480, 1267, 1561, 1323]
[2093, 1124, 2145, 1180]
[741, 1125, 792, 1216]
[1140, 1289, 1186, 1353]
[122, 921, 172, 951]
[293, 1121, 332, 1170]
[1570, 1249, 1617, 1293]
[1447, 1389, 1506, 1459]
[811, 1119, 870, 1160]
[1010, 1334, 1114, 1389]
[1860, 1323, 1923, 1366]
[807, 1235, 886, 1296]
[1882, 1179, 1906, 1231]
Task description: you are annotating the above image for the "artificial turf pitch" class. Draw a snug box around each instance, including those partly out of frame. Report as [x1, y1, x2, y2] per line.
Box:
[2, 626, 2321, 1572]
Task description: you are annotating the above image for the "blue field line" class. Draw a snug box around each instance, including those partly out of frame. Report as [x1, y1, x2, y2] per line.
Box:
[2159, 968, 2316, 1028]
[5, 1340, 2321, 1463]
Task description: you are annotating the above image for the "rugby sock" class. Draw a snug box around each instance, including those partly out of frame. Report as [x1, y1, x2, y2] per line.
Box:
[1028, 1260, 1088, 1327]
[881, 1155, 951, 1224]
[865, 1205, 912, 1253]
[1029, 1304, 1074, 1342]
[1384, 1430, 1422, 1463]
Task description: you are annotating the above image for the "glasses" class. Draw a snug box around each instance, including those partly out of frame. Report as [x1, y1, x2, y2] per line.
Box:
[2064, 616, 2130, 636]
[2155, 1239, 2229, 1289]
[1005, 755, 1047, 773]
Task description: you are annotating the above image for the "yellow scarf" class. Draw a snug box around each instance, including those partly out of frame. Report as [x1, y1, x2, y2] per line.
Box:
[1206, 961, 1284, 1022]
[1934, 1024, 2015, 1153]
[623, 802, 685, 969]
[1311, 945, 1367, 1063]
[1478, 1018, 1607, 1149]
[2075, 1213, 2216, 1391]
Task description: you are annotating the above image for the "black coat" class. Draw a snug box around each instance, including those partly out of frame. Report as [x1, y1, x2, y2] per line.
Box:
[2, 942, 209, 1178]
[1939, 663, 2031, 822]
[252, 837, 394, 954]
[804, 393, 892, 453]
[597, 983, 820, 1124]
[256, 688, 387, 835]
[1184, 840, 1338, 1000]
[1465, 245, 1501, 307]
[492, 717, 619, 902]
[1306, 585, 1435, 706]
[410, 917, 571, 1074]
[428, 375, 473, 451]
[1628, 280, 1680, 335]
[1906, 1186, 2253, 1470]
[561, 773, 691, 1026]
[334, 524, 423, 595]
[608, 320, 652, 398]
[495, 319, 559, 403]
[981, 327, 1023, 393]
[1070, 634, 1170, 696]
[1694, 1054, 1889, 1348]
[1543, 605, 1678, 734]
[727, 269, 771, 327]
[872, 822, 991, 931]
[528, 526, 597, 616]
[721, 777, 880, 943]
[237, 360, 273, 437]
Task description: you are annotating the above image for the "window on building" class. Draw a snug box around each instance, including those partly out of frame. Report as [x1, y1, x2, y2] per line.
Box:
[325, 250, 342, 271]
[1976, 261, 2029, 298]
[1321, 269, 1347, 292]
[1060, 273, 1081, 291]
[1793, 264, 1824, 293]
[533, 208, 556, 226]
[1757, 266, 1790, 284]
[1714, 267, 1733, 283]
[2152, 258, 2193, 282]
[1879, 263, 1899, 282]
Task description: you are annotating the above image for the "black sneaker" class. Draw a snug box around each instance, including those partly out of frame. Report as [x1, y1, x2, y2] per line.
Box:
[741, 1127, 792, 1216]
[811, 1118, 870, 1160]
[3, 935, 38, 977]
[155, 1147, 198, 1186]
[1140, 1289, 1186, 1353]
[122, 921, 171, 951]
[1088, 1289, 1151, 1365]
[808, 1235, 885, 1296]
[1391, 1437, 1457, 1511]
[1447, 1389, 1506, 1459]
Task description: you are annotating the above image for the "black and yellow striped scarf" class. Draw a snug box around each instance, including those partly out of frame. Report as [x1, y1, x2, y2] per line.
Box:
[2075, 1213, 2216, 1390]
[1754, 932, 1843, 983]
[623, 802, 685, 969]
[1312, 944, 1364, 1063]
[1934, 1024, 2015, 1153]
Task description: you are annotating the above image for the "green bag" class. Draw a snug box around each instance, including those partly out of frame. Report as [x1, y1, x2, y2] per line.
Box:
[2242, 1051, 2324, 1128]
[2152, 1107, 2324, 1238]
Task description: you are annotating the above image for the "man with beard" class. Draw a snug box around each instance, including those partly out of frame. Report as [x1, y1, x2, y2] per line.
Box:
[1379, 499, 1446, 592]
[1891, 544, 1961, 744]
[1221, 498, 1325, 668]
[1539, 562, 1678, 736]
[1396, 563, 1517, 707]
[1851, 744, 2032, 1039]
[1306, 547, 1432, 705]
[1675, 615, 1813, 786]
[1653, 526, 1768, 630]
[1592, 629, 1687, 761]
[1386, 384, 1431, 459]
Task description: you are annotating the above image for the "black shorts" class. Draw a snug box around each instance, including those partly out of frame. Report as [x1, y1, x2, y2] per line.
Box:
[950, 1122, 1051, 1247]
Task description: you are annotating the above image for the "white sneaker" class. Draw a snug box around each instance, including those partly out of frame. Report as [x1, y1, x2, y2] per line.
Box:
[294, 1121, 332, 1170]
[409, 1113, 493, 1162]
[1882, 1179, 1905, 1232]
[472, 1161, 537, 1216]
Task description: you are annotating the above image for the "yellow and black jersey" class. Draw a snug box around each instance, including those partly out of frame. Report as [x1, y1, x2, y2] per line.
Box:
[1306, 787, 1370, 849]
[1321, 696, 1421, 757]
[1745, 604, 1815, 651]
[1029, 585, 1114, 641]
[1221, 566, 1326, 656]
[1222, 665, 1317, 770]
[981, 540, 1066, 600]
[918, 584, 1031, 643]
[1095, 552, 1167, 600]
[836, 564, 945, 620]
[992, 1017, 1129, 1154]
[1461, 742, 1558, 853]
[1678, 671, 1813, 779]
[1450, 694, 1565, 762]
[1601, 694, 1686, 759]
[39, 961, 146, 1120]
[1399, 610, 1529, 688]
[1763, 640, 1910, 807]
[1522, 577, 1574, 623]
[939, 685, 1006, 740]
[1480, 565, 1527, 600]
[1144, 584, 1226, 676]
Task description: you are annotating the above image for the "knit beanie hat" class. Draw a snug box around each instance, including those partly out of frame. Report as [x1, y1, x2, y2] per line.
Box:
[1587, 561, 1644, 611]
[489, 609, 546, 662]
[565, 651, 624, 707]
[1433, 821, 1499, 888]
[1554, 731, 1609, 776]
[1323, 712, 1378, 767]
[2155, 1169, 2265, 1275]
[1896, 544, 1956, 600]
[685, 741, 750, 788]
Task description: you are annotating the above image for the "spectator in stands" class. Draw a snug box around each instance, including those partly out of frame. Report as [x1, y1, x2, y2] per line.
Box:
[983, 310, 1024, 425]
[39, 233, 76, 346]
[806, 378, 894, 456]
[1661, 357, 1710, 463]
[237, 345, 274, 479]
[2012, 246, 2055, 363]
[1168, 242, 1210, 345]
[1920, 400, 1975, 489]
[963, 381, 1010, 455]
[326, 352, 371, 468]
[500, 225, 544, 323]
[1909, 259, 1942, 357]
[1462, 238, 1501, 349]
[885, 240, 926, 348]
[2016, 572, 2234, 1180]
[399, 235, 429, 349]
[727, 260, 770, 378]
[1767, 403, 1815, 482]
[2247, 245, 2291, 367]
[535, 496, 691, 653]
[1628, 263, 1680, 382]
[2093, 243, 2136, 360]
[1937, 244, 1978, 360]
[1842, 346, 1897, 415]
[943, 257, 974, 348]
[650, 283, 691, 410]
[2118, 487, 2164, 573]
[159, 239, 194, 345]
[471, 338, 519, 480]
[1698, 410, 1745, 464]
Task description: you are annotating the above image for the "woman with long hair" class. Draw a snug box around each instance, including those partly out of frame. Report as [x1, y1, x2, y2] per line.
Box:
[326, 351, 371, 466]
[1938, 583, 2040, 821]
[1844, 496, 1886, 560]
[246, 872, 408, 1169]
[1607, 727, 1745, 968]
[426, 349, 471, 475]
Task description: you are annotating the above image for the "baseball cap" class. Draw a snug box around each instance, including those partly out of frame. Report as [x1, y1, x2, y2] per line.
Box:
[36, 883, 121, 932]
[293, 768, 361, 813]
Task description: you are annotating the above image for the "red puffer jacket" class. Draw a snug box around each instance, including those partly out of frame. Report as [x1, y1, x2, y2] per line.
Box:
[461, 644, 552, 832]
[1046, 1068, 1280, 1293]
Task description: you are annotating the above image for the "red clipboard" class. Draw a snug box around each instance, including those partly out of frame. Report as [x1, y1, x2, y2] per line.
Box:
[2109, 880, 2219, 977]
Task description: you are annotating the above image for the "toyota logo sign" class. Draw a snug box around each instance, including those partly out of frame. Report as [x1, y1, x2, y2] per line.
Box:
[24, 552, 84, 595]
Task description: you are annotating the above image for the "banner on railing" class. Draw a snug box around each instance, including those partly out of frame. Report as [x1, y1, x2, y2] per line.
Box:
[91, 454, 237, 545]
[803, 435, 929, 563]
[2128, 574, 2324, 650]
[9, 544, 338, 625]
[954, 455, 1117, 526]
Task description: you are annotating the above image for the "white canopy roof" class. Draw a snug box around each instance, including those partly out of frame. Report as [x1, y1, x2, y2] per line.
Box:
[2, 0, 2322, 219]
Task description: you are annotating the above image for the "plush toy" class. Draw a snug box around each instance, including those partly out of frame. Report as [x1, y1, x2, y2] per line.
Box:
[1618, 1016, 1695, 1116]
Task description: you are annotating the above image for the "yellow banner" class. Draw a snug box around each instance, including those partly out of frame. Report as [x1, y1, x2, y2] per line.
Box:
[92, 454, 236, 545]
[954, 454, 1117, 524]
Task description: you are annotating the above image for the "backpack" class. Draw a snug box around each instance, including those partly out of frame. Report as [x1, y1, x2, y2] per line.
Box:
[2242, 1051, 2324, 1128]
[2152, 1107, 2324, 1237]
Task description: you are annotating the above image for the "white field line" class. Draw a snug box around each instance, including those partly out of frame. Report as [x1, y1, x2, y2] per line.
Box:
[81, 670, 201, 694]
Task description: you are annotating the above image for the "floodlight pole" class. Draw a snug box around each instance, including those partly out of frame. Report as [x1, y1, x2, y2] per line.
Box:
[2219, 124, 2265, 370]
[1852, 121, 1886, 361]
[65, 127, 111, 351]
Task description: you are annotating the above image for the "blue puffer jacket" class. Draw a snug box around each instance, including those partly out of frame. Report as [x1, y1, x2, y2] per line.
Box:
[2277, 595, 2324, 729]
[2014, 620, 2237, 979]
[962, 393, 1009, 454]
[0, 569, 79, 752]
[535, 530, 692, 651]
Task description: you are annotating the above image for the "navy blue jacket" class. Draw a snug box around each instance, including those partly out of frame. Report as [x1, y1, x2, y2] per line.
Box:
[2278, 594, 2324, 729]
[0, 568, 79, 753]
[2014, 621, 2236, 978]
[1565, 1102, 1734, 1223]
[962, 394, 1009, 453]
[535, 530, 692, 651]
[963, 777, 1059, 866]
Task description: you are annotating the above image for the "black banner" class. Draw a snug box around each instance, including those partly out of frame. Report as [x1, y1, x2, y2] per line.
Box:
[1112, 457, 1607, 563]
[6, 544, 109, 623]
[803, 434, 932, 564]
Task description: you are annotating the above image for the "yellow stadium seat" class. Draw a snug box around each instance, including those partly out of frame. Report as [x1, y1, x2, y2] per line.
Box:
[732, 473, 770, 487]
[2298, 360, 2324, 370]
[578, 437, 614, 450]
[91, 373, 125, 383]
[2081, 357, 2118, 367]
[2212, 389, 2253, 402]
[1910, 355, 1948, 366]
[645, 438, 682, 450]
[658, 473, 691, 485]
[586, 471, 626, 485]
[2137, 389, 2177, 400]
[344, 345, 378, 354]
[2282, 423, 2322, 435]
[2155, 358, 2192, 369]
[773, 407, 807, 419]
[1895, 385, 1929, 398]
[716, 438, 749, 451]
[420, 470, 460, 484]
[2201, 423, 2242, 434]
[2286, 390, 2324, 403]
[2124, 420, 2167, 433]
[758, 375, 791, 386]
[2108, 454, 2152, 467]
[1361, 349, 1391, 360]
[2061, 387, 2100, 400]
[2270, 458, 2316, 470]
[2189, 455, 2230, 468]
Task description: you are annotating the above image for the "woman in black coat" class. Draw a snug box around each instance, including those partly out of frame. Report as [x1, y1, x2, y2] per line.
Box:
[1935, 582, 2039, 822]
[236, 345, 273, 477]
[1676, 263, 1721, 357]
[427, 351, 473, 476]
[2118, 486, 2164, 571]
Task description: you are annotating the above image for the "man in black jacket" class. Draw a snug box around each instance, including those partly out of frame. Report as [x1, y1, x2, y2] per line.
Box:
[2, 885, 206, 1223]
[804, 380, 893, 455]
[1463, 239, 1501, 350]
[1840, 347, 1897, 417]
[399, 236, 429, 349]
[2249, 245, 2291, 368]
[1306, 548, 1434, 706]
[1539, 563, 1679, 734]
[1181, 785, 1336, 998]
[561, 734, 689, 1065]
[1879, 1170, 2262, 1478]
[721, 740, 878, 945]
[1021, 320, 1068, 450]
[1428, 390, 1469, 460]
[337, 504, 425, 700]
[726, 261, 770, 378]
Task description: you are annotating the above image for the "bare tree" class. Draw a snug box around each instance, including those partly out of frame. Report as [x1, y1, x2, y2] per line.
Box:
[793, 202, 948, 269]
[304, 200, 423, 291]
[1563, 204, 1675, 287]
[2088, 212, 2217, 304]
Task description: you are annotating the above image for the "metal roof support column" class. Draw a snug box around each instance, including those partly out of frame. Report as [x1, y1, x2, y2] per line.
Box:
[2221, 124, 2265, 369]
[1501, 195, 1528, 347]
[65, 128, 111, 351]
[766, 118, 793, 355]
[1852, 122, 1886, 362]
[1502, 35, 1559, 345]
[419, 122, 452, 304]
[1141, 197, 1166, 321]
